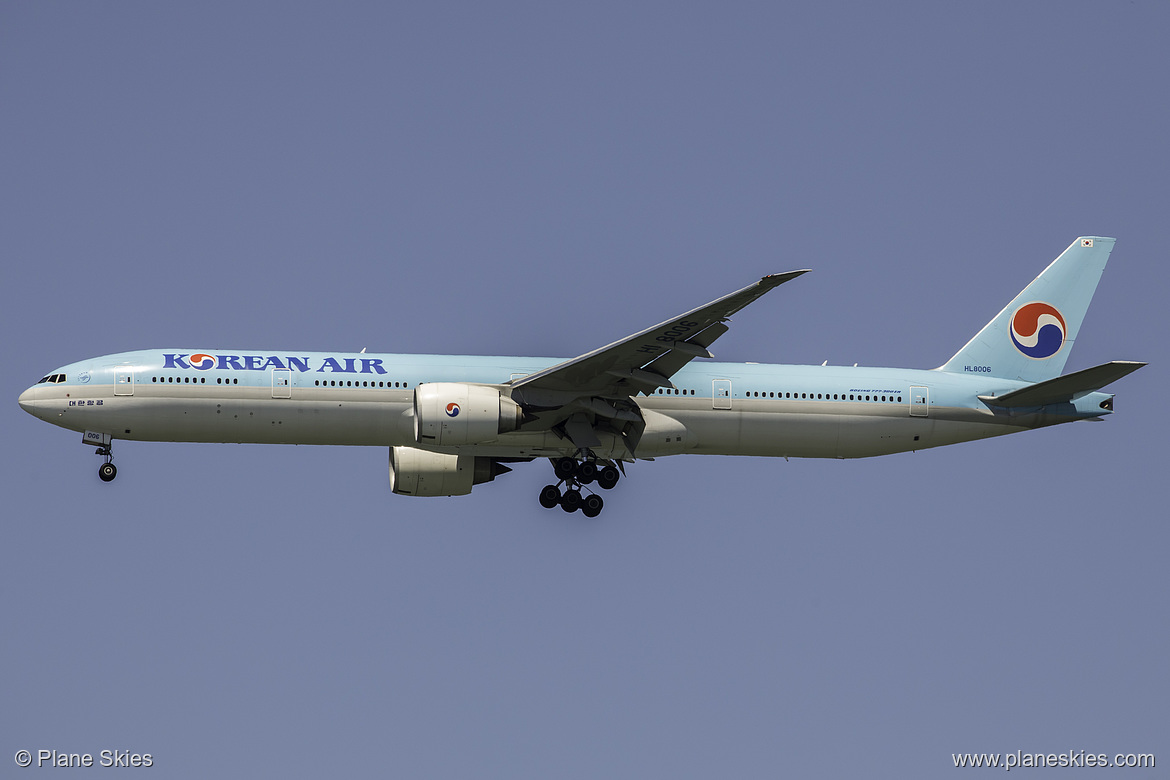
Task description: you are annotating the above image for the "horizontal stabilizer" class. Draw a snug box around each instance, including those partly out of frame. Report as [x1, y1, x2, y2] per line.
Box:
[979, 361, 1146, 408]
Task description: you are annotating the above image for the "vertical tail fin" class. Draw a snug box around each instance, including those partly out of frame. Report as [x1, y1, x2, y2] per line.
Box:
[939, 237, 1115, 382]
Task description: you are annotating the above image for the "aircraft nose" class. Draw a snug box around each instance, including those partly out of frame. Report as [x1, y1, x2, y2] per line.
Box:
[18, 386, 37, 414]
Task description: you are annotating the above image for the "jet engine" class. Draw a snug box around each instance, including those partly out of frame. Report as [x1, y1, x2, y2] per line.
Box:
[389, 446, 512, 497]
[414, 383, 522, 445]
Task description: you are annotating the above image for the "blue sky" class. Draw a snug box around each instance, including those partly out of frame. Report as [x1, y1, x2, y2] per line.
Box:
[2, 3, 1166, 777]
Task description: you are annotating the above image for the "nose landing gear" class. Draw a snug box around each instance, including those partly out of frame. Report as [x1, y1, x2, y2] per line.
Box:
[96, 445, 117, 482]
[538, 456, 621, 517]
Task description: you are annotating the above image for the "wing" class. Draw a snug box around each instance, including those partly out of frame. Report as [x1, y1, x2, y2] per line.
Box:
[512, 270, 808, 398]
[507, 270, 809, 452]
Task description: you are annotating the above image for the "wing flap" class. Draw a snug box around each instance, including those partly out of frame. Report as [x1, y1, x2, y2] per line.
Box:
[641, 322, 729, 379]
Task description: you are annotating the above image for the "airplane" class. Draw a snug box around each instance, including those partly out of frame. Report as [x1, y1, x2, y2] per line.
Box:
[18, 236, 1144, 517]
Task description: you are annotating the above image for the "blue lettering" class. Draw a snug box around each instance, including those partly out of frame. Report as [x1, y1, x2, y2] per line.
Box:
[260, 356, 286, 370]
[164, 354, 190, 369]
[317, 357, 358, 373]
[360, 358, 387, 374]
[286, 357, 311, 372]
[217, 355, 244, 370]
[242, 355, 265, 370]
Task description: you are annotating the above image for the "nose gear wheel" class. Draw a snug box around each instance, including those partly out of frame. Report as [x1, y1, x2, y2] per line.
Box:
[95, 444, 117, 482]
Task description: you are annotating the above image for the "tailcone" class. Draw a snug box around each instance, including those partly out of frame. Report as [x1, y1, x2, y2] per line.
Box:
[1076, 391, 1115, 416]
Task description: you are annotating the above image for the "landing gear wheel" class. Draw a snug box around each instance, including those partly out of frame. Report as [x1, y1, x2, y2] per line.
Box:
[597, 465, 620, 490]
[553, 457, 577, 481]
[560, 488, 582, 513]
[575, 460, 597, 484]
[548, 456, 616, 515]
[582, 493, 604, 518]
[538, 484, 561, 509]
[98, 462, 117, 482]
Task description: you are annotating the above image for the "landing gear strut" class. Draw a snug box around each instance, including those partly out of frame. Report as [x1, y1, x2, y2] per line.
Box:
[538, 456, 621, 517]
[96, 444, 117, 482]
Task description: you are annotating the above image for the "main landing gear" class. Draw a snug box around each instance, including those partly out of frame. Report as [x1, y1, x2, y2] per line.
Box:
[538, 456, 621, 517]
[96, 444, 117, 482]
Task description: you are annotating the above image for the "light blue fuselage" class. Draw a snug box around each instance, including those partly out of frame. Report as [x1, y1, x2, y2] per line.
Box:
[18, 349, 1112, 461]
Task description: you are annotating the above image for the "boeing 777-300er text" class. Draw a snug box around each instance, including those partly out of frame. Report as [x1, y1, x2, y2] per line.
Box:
[19, 237, 1145, 516]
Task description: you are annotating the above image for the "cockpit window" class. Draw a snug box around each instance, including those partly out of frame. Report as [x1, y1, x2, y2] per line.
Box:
[37, 374, 66, 384]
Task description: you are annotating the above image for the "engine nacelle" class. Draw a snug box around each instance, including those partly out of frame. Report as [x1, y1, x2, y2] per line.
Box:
[389, 446, 511, 497]
[414, 383, 522, 446]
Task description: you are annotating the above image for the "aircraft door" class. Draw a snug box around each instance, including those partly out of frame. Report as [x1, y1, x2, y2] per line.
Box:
[713, 379, 732, 409]
[114, 368, 134, 396]
[910, 386, 929, 417]
[271, 368, 292, 398]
